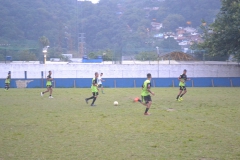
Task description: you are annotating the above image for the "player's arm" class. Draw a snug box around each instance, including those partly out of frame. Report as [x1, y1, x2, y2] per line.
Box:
[93, 79, 99, 88]
[178, 75, 184, 83]
[178, 75, 182, 81]
[147, 83, 155, 96]
[47, 77, 52, 81]
[92, 80, 97, 86]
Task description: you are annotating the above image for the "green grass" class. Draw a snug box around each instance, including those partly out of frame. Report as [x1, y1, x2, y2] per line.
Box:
[0, 88, 240, 160]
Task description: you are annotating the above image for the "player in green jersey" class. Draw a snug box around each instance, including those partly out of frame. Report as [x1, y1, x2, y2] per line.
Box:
[41, 71, 54, 98]
[5, 71, 11, 91]
[138, 73, 155, 115]
[176, 69, 190, 101]
[85, 72, 99, 106]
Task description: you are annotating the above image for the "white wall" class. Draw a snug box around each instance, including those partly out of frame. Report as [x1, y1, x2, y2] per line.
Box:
[0, 64, 240, 78]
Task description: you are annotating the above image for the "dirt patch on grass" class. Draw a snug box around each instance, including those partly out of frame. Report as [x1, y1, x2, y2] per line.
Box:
[167, 108, 175, 112]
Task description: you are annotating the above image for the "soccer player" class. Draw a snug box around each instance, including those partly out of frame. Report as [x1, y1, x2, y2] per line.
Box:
[5, 71, 11, 91]
[138, 73, 155, 115]
[85, 72, 99, 106]
[98, 73, 105, 94]
[41, 71, 54, 98]
[176, 69, 190, 101]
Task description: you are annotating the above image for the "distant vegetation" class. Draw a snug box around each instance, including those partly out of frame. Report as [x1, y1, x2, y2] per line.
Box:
[0, 0, 221, 60]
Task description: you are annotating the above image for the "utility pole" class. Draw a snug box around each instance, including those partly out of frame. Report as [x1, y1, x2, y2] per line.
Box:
[77, 0, 86, 58]
[78, 33, 85, 57]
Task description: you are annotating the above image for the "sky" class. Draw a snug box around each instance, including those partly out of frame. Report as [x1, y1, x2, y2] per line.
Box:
[90, 0, 99, 3]
[77, 0, 99, 3]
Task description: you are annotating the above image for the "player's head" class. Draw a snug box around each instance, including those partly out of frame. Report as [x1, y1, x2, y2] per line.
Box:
[49, 71, 52, 75]
[147, 73, 152, 79]
[8, 71, 11, 75]
[100, 73, 103, 76]
[95, 72, 99, 77]
[183, 69, 187, 74]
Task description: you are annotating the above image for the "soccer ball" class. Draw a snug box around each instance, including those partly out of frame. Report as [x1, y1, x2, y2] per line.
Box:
[114, 101, 118, 106]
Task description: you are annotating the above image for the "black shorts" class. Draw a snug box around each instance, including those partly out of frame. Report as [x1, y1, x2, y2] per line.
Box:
[179, 86, 186, 91]
[92, 92, 99, 96]
[98, 84, 102, 87]
[47, 85, 52, 88]
[142, 95, 152, 104]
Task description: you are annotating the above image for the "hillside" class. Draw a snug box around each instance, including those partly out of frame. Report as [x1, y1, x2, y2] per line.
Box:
[0, 0, 221, 59]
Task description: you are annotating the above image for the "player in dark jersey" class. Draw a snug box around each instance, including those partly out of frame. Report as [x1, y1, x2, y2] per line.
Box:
[41, 71, 54, 98]
[85, 72, 99, 106]
[176, 69, 190, 101]
[5, 71, 11, 91]
[137, 73, 155, 115]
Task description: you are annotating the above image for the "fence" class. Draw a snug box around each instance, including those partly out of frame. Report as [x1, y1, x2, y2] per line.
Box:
[1, 77, 240, 88]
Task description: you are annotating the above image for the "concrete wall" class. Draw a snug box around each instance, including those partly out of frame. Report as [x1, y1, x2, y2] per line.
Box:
[0, 64, 240, 78]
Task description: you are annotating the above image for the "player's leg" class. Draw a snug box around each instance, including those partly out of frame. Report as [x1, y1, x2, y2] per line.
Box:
[101, 85, 104, 94]
[91, 92, 98, 106]
[176, 87, 183, 100]
[85, 92, 95, 104]
[41, 86, 50, 96]
[5, 83, 9, 90]
[144, 95, 152, 115]
[180, 87, 187, 99]
[137, 96, 147, 106]
[49, 86, 53, 98]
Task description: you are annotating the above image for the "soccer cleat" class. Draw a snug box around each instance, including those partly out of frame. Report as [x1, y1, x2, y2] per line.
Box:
[85, 98, 88, 104]
[179, 97, 183, 101]
[41, 92, 43, 96]
[178, 98, 182, 101]
[138, 99, 142, 103]
[91, 104, 96, 106]
[144, 112, 151, 116]
[49, 96, 54, 98]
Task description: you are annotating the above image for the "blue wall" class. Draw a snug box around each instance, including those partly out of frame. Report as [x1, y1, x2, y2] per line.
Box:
[0, 77, 240, 88]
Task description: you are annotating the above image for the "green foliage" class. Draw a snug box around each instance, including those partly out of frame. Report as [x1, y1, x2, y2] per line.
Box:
[12, 50, 37, 61]
[198, 0, 240, 61]
[39, 36, 50, 47]
[135, 52, 158, 61]
[97, 49, 113, 61]
[87, 52, 99, 59]
[156, 37, 181, 52]
[162, 14, 185, 32]
[0, 54, 4, 61]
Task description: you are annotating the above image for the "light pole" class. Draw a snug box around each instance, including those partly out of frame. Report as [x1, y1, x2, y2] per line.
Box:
[156, 46, 160, 78]
[42, 46, 49, 64]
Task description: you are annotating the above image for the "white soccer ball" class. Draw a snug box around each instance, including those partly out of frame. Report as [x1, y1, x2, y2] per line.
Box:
[114, 101, 118, 106]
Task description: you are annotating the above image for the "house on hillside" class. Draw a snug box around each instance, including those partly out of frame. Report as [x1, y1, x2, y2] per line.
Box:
[184, 27, 197, 33]
[151, 22, 163, 30]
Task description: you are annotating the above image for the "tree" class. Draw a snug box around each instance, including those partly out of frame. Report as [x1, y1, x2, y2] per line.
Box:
[198, 0, 240, 61]
[135, 52, 158, 61]
[39, 36, 50, 47]
[156, 37, 181, 52]
[162, 14, 185, 32]
[12, 50, 37, 61]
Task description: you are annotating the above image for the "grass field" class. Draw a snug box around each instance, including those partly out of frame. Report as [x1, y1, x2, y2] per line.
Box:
[0, 88, 240, 160]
